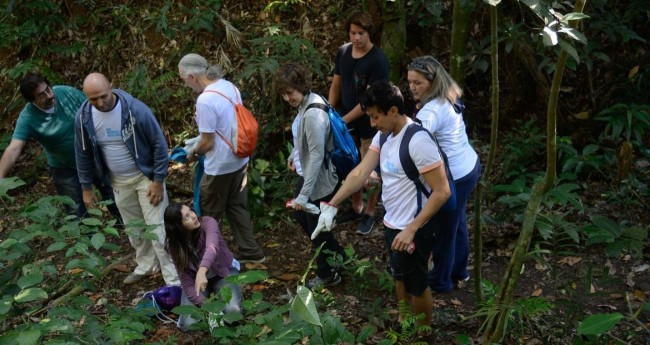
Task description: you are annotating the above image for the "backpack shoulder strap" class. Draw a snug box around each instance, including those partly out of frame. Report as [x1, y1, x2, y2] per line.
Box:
[399, 124, 430, 184]
[203, 89, 235, 107]
[200, 89, 236, 152]
[399, 124, 433, 217]
[305, 102, 329, 113]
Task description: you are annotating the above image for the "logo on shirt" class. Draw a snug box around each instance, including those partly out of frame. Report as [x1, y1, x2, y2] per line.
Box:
[384, 160, 398, 174]
[121, 117, 134, 141]
[106, 128, 121, 138]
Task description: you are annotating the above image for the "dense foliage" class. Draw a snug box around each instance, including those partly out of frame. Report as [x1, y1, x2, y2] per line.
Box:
[0, 0, 648, 344]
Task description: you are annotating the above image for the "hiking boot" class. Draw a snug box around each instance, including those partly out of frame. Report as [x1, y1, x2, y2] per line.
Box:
[123, 273, 146, 284]
[336, 207, 362, 224]
[236, 254, 267, 264]
[356, 214, 375, 235]
[306, 272, 342, 290]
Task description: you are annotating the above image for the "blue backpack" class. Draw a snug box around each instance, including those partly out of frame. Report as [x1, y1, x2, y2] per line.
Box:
[379, 123, 457, 217]
[306, 100, 359, 179]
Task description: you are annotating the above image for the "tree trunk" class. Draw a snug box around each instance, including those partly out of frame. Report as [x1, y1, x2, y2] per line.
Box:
[376, 0, 406, 83]
[449, 0, 476, 86]
[472, 1, 499, 305]
[481, 1, 587, 343]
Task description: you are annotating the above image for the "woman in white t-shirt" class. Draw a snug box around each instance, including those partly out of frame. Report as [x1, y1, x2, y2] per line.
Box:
[407, 55, 481, 293]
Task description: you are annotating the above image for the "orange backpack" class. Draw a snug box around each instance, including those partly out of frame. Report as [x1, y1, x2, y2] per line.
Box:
[205, 85, 259, 158]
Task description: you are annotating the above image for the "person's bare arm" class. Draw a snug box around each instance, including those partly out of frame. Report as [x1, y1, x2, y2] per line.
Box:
[342, 104, 365, 124]
[328, 74, 341, 108]
[0, 139, 26, 178]
[186, 132, 215, 162]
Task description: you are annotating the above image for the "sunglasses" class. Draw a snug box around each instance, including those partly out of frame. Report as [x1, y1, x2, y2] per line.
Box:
[408, 61, 434, 80]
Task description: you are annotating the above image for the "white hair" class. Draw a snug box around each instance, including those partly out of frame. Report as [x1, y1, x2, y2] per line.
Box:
[178, 53, 224, 81]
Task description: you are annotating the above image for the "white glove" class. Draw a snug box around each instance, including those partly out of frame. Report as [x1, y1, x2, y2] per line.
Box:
[311, 202, 338, 240]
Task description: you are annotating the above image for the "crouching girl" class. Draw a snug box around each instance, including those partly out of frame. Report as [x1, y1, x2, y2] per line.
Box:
[164, 203, 242, 330]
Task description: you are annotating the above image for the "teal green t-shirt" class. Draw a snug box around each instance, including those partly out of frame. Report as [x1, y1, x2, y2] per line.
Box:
[12, 85, 86, 169]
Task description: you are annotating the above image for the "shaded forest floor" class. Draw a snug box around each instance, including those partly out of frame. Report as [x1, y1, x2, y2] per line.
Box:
[2, 148, 649, 345]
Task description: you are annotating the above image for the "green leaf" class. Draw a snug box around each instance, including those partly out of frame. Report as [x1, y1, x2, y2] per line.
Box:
[47, 241, 67, 252]
[81, 218, 103, 226]
[91, 233, 105, 250]
[356, 325, 376, 342]
[14, 329, 42, 345]
[104, 226, 119, 237]
[562, 12, 590, 22]
[0, 239, 18, 249]
[39, 318, 74, 333]
[578, 313, 623, 335]
[0, 177, 26, 201]
[87, 208, 103, 217]
[542, 26, 558, 46]
[559, 27, 587, 45]
[14, 288, 48, 303]
[0, 295, 14, 315]
[18, 271, 43, 289]
[590, 215, 621, 236]
[226, 270, 269, 285]
[559, 39, 579, 63]
[290, 285, 321, 326]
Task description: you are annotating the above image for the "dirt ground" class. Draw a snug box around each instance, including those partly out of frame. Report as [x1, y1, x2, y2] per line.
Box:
[3, 152, 649, 345]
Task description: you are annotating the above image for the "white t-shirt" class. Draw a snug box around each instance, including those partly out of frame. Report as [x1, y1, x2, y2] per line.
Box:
[196, 79, 249, 175]
[92, 100, 139, 178]
[369, 120, 443, 230]
[416, 98, 478, 180]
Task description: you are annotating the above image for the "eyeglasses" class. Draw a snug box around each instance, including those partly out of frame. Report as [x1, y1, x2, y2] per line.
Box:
[34, 85, 53, 101]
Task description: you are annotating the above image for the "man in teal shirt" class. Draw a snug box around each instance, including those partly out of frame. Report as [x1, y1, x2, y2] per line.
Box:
[0, 72, 119, 219]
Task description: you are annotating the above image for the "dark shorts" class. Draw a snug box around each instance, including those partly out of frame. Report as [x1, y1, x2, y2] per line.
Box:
[384, 220, 437, 296]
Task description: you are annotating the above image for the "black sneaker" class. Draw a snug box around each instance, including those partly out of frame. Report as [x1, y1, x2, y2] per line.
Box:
[236, 254, 267, 264]
[336, 207, 363, 224]
[356, 214, 375, 235]
[306, 272, 342, 290]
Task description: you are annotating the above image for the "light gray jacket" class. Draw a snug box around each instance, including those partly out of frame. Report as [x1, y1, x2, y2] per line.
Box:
[294, 92, 338, 205]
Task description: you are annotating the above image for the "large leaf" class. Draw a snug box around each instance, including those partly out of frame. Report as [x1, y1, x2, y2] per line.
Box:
[0, 177, 26, 201]
[39, 318, 74, 333]
[0, 239, 18, 249]
[0, 295, 14, 315]
[81, 218, 102, 226]
[226, 270, 268, 285]
[590, 215, 621, 236]
[290, 285, 321, 326]
[15, 288, 48, 303]
[18, 271, 43, 289]
[559, 39, 580, 63]
[578, 313, 623, 335]
[91, 232, 105, 250]
[47, 241, 67, 252]
[562, 12, 590, 22]
[559, 27, 587, 44]
[0, 329, 42, 345]
[542, 26, 558, 46]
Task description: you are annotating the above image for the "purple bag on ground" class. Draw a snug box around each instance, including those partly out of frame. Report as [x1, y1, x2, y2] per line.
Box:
[136, 285, 182, 325]
[145, 285, 182, 311]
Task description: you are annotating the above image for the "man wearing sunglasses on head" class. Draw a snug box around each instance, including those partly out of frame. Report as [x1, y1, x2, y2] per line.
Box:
[0, 72, 120, 221]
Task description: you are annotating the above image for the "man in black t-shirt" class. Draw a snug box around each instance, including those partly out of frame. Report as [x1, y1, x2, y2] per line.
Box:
[328, 11, 390, 235]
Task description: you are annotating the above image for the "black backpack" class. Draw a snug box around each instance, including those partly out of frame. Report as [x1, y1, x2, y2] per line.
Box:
[379, 123, 457, 217]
